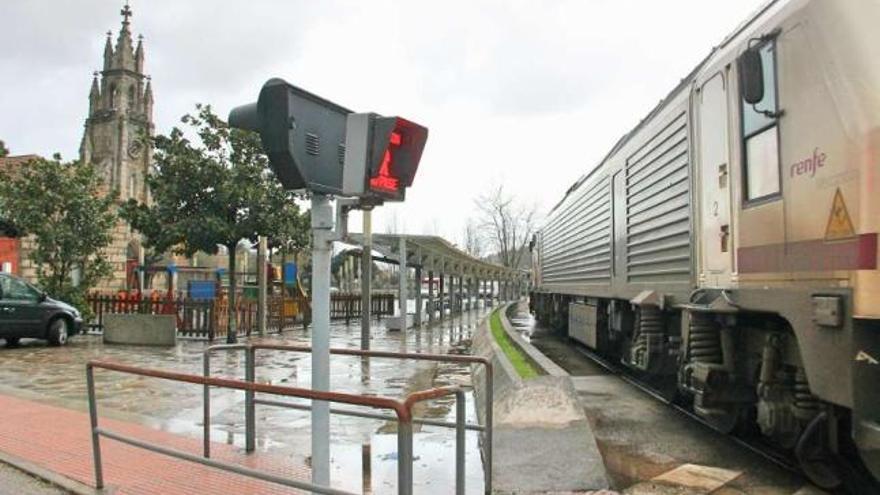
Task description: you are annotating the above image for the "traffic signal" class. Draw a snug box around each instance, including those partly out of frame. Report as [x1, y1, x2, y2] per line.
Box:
[229, 78, 428, 201]
[342, 113, 428, 202]
[228, 78, 352, 194]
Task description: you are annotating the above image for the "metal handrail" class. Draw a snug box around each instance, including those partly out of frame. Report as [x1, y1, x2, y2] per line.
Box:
[86, 360, 466, 495]
[203, 343, 494, 494]
[249, 343, 495, 494]
[251, 397, 485, 432]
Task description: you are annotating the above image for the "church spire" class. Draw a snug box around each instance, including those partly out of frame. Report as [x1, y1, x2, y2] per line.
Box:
[135, 34, 144, 74]
[103, 31, 114, 70]
[143, 76, 154, 119]
[114, 2, 135, 70]
[82, 0, 155, 211]
[89, 72, 101, 113]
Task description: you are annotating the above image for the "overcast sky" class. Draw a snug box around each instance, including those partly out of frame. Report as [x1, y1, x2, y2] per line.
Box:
[0, 0, 767, 247]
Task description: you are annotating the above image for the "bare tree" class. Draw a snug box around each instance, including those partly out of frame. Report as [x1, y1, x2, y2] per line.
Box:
[462, 219, 483, 258]
[476, 183, 538, 269]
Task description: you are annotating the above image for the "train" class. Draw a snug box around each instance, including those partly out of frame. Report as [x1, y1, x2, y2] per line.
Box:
[529, 0, 880, 489]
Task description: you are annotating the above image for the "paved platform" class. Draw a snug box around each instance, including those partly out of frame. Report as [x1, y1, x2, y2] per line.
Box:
[0, 392, 309, 495]
[0, 309, 496, 493]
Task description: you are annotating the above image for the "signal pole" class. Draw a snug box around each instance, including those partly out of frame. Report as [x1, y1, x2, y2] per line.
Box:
[310, 194, 333, 488]
[257, 235, 268, 336]
[361, 206, 373, 350]
[228, 78, 428, 492]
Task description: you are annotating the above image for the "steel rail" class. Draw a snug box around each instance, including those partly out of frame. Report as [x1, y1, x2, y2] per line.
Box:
[571, 345, 801, 474]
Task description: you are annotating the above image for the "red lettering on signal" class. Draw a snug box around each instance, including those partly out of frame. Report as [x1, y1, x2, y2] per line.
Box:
[370, 131, 402, 193]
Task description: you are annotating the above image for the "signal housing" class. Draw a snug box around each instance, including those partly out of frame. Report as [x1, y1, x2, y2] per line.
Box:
[342, 113, 428, 202]
[228, 78, 351, 194]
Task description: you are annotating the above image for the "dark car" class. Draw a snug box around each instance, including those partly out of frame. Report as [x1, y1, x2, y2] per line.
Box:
[0, 273, 83, 346]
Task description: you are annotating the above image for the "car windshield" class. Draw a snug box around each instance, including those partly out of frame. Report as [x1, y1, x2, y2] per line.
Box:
[0, 275, 43, 301]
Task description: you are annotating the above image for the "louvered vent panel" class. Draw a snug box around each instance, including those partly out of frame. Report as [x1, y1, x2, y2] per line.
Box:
[305, 133, 320, 156]
[625, 111, 691, 284]
[337, 143, 346, 165]
[541, 175, 612, 286]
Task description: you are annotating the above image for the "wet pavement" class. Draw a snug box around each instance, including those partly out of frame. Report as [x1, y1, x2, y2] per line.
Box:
[0, 306, 493, 494]
[509, 304, 821, 495]
[0, 462, 68, 495]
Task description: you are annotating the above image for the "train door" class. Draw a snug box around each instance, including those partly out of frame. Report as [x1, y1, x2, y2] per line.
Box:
[696, 73, 734, 286]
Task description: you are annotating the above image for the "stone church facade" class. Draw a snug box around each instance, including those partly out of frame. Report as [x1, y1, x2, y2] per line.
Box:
[1, 5, 155, 291]
[79, 4, 154, 290]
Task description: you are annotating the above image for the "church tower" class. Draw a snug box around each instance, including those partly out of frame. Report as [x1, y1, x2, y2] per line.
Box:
[80, 2, 152, 290]
[80, 2, 153, 204]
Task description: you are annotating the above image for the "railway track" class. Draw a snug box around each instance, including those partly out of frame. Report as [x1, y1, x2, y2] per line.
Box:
[569, 343, 880, 494]
[570, 344, 804, 477]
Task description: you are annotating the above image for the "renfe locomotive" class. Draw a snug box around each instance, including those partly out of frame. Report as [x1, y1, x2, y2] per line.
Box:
[529, 0, 880, 489]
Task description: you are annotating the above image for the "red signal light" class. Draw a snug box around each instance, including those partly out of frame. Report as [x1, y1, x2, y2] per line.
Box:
[342, 113, 425, 201]
[369, 131, 402, 193]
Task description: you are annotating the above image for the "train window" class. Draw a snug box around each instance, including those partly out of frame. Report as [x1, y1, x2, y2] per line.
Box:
[745, 126, 779, 199]
[741, 41, 781, 202]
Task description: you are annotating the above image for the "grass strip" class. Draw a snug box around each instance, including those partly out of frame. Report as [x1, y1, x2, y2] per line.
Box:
[489, 309, 541, 379]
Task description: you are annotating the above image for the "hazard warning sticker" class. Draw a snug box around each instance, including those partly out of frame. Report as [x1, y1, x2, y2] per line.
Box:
[856, 350, 879, 365]
[825, 188, 856, 240]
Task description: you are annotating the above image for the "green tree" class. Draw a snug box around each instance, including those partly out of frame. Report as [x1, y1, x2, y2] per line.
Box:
[0, 139, 18, 235]
[268, 196, 310, 287]
[269, 203, 310, 257]
[0, 155, 116, 313]
[121, 104, 308, 343]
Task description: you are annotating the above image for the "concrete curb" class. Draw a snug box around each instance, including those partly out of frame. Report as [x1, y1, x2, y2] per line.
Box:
[0, 449, 106, 495]
[472, 302, 610, 493]
[498, 303, 568, 377]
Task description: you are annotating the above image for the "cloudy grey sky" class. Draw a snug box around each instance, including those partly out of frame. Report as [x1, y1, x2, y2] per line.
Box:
[0, 0, 767, 246]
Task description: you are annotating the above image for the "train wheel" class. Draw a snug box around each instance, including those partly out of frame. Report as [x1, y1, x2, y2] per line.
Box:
[696, 403, 745, 434]
[796, 412, 842, 490]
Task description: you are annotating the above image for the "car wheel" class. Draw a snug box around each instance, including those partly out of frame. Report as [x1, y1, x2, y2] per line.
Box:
[5, 337, 20, 348]
[48, 318, 69, 346]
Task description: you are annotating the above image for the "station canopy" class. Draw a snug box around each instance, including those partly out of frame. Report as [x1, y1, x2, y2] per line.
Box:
[345, 233, 523, 282]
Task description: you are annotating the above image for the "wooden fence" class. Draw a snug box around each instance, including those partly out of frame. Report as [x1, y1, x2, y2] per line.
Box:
[88, 294, 306, 340]
[329, 293, 396, 324]
[87, 291, 394, 341]
[87, 294, 217, 339]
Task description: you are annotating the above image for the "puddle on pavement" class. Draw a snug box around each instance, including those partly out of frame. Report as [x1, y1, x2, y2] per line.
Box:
[0, 307, 490, 493]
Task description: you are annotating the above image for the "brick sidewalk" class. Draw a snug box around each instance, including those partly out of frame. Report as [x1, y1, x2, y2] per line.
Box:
[0, 393, 312, 494]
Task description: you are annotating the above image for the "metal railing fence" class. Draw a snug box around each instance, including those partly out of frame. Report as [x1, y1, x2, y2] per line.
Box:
[87, 359, 465, 495]
[203, 343, 494, 494]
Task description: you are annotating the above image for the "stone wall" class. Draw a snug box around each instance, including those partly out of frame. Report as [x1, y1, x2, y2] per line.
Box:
[16, 219, 136, 291]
